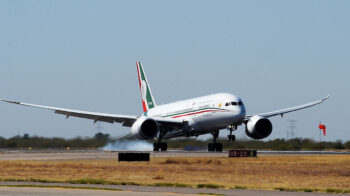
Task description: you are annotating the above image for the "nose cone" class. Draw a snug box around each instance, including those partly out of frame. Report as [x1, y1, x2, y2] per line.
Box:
[239, 104, 246, 120]
[236, 98, 246, 122]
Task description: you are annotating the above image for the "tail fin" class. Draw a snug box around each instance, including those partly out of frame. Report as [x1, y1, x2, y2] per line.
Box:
[136, 61, 157, 113]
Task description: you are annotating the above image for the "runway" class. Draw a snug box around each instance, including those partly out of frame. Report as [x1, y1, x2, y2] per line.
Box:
[0, 186, 187, 196]
[0, 149, 349, 161]
[0, 186, 198, 196]
[0, 181, 346, 196]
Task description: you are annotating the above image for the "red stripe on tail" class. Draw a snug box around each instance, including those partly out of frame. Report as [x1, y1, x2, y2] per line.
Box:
[136, 62, 147, 113]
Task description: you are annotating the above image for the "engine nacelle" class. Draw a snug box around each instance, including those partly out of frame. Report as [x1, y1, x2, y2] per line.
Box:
[131, 117, 159, 140]
[245, 115, 273, 139]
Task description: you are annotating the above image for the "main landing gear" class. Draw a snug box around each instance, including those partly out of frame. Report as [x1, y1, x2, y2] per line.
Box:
[153, 142, 167, 151]
[208, 131, 222, 152]
[153, 131, 167, 151]
[208, 126, 237, 152]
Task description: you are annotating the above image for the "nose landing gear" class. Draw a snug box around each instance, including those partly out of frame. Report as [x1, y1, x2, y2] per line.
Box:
[227, 125, 236, 141]
[227, 134, 235, 141]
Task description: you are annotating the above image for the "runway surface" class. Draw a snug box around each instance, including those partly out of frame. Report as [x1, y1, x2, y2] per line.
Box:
[0, 181, 346, 196]
[0, 149, 349, 161]
[0, 186, 197, 196]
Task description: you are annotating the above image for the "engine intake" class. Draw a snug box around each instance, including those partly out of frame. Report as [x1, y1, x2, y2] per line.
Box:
[131, 117, 159, 140]
[245, 115, 272, 139]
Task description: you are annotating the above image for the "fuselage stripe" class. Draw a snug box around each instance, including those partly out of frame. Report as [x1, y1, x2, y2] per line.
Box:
[162, 108, 228, 118]
[171, 109, 225, 118]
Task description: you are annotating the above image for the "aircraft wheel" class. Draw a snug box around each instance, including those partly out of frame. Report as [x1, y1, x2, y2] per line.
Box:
[160, 143, 167, 151]
[215, 143, 223, 152]
[153, 143, 160, 151]
[208, 143, 215, 151]
[228, 135, 236, 141]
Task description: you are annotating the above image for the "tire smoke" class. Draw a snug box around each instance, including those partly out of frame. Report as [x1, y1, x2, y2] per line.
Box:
[100, 140, 153, 151]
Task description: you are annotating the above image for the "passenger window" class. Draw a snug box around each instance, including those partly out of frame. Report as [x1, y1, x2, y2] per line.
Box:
[225, 102, 230, 106]
[238, 101, 243, 105]
[231, 102, 238, 105]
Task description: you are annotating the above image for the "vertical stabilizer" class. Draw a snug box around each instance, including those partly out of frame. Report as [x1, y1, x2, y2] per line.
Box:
[136, 62, 157, 113]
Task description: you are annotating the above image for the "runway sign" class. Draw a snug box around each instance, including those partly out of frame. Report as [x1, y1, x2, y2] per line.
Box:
[118, 152, 150, 162]
[228, 150, 257, 157]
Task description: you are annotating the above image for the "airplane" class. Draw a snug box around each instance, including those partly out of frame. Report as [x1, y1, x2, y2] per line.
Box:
[0, 62, 329, 152]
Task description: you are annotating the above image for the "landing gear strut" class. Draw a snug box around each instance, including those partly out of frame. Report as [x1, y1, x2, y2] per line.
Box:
[208, 131, 222, 152]
[227, 125, 236, 141]
[153, 131, 167, 151]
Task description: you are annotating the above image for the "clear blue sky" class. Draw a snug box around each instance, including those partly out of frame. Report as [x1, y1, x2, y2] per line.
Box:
[0, 0, 349, 141]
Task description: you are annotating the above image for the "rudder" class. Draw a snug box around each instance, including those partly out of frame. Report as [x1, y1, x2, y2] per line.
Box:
[136, 61, 157, 113]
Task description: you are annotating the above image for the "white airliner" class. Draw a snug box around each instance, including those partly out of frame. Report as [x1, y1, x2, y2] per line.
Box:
[1, 62, 329, 151]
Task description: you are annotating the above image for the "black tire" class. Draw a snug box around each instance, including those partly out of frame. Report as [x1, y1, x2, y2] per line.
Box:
[153, 143, 160, 151]
[228, 135, 236, 141]
[160, 143, 167, 151]
[208, 143, 215, 151]
[231, 135, 235, 141]
[215, 143, 223, 152]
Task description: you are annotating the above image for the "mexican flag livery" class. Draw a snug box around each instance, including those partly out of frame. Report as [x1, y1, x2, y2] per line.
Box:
[136, 61, 157, 114]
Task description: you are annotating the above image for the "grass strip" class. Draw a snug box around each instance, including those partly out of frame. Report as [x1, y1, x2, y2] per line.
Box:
[2, 178, 350, 194]
[0, 178, 140, 186]
[150, 182, 191, 188]
[326, 188, 350, 194]
[274, 187, 319, 192]
[274, 187, 350, 194]
[197, 184, 225, 189]
[1, 178, 63, 183]
[67, 178, 140, 186]
[0, 184, 121, 191]
[232, 185, 247, 190]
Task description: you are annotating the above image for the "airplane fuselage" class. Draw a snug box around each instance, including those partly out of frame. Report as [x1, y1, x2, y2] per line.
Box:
[146, 93, 246, 139]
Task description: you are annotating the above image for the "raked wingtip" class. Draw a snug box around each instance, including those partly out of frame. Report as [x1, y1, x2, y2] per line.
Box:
[322, 95, 330, 101]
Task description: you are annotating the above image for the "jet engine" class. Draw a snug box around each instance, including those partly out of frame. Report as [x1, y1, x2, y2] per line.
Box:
[245, 115, 272, 139]
[131, 117, 159, 140]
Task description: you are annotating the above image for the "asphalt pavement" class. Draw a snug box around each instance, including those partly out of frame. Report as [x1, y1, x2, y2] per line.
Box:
[0, 181, 347, 196]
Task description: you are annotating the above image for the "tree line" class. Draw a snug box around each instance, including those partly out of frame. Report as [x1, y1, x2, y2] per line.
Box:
[0, 133, 349, 150]
[164, 138, 349, 150]
[0, 133, 110, 149]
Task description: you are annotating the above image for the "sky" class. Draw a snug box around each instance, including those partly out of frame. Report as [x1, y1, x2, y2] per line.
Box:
[0, 0, 349, 141]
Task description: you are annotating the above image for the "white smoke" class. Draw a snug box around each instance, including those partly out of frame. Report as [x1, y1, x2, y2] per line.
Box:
[100, 140, 153, 151]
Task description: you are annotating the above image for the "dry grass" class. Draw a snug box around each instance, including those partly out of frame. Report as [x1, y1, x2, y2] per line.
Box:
[0, 155, 349, 191]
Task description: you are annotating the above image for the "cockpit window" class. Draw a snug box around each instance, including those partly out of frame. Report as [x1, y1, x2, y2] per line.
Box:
[225, 101, 242, 106]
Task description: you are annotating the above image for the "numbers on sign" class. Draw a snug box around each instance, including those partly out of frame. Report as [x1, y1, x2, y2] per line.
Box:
[228, 150, 257, 158]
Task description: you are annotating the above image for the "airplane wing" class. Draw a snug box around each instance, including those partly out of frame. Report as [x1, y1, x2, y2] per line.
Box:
[0, 99, 186, 129]
[0, 99, 138, 127]
[246, 95, 330, 120]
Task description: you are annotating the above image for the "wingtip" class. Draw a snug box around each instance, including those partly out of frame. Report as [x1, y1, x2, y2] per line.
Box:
[322, 95, 330, 101]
